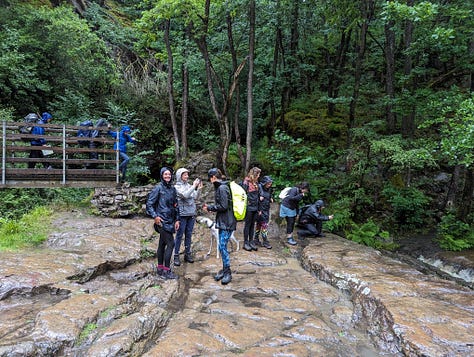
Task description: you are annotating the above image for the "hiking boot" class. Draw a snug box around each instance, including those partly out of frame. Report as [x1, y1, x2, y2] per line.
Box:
[214, 269, 225, 281]
[249, 240, 258, 251]
[184, 253, 194, 263]
[164, 269, 179, 280]
[173, 255, 181, 266]
[221, 267, 232, 285]
[155, 264, 164, 276]
[243, 242, 252, 251]
[262, 240, 272, 249]
[254, 239, 261, 247]
[287, 237, 297, 246]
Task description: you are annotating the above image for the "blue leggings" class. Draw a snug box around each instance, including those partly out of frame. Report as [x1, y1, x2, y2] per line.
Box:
[219, 229, 234, 268]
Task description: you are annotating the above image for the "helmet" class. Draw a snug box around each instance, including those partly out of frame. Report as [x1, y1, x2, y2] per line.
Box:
[207, 168, 219, 180]
[121, 125, 131, 132]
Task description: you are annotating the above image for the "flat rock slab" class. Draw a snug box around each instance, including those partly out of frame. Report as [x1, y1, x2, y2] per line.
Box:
[1, 210, 473, 356]
[301, 237, 474, 356]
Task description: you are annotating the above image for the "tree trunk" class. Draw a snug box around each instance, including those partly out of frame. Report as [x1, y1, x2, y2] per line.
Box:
[384, 18, 396, 133]
[245, 0, 255, 173]
[457, 167, 473, 221]
[227, 12, 245, 170]
[180, 25, 191, 158]
[327, 28, 351, 117]
[348, 0, 372, 146]
[401, 0, 415, 138]
[280, 0, 299, 130]
[194, 0, 246, 175]
[164, 19, 180, 160]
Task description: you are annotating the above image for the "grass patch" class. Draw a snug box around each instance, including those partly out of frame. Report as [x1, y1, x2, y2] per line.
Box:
[0, 206, 54, 251]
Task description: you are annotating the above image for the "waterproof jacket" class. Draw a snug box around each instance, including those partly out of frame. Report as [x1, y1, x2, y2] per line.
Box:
[30, 119, 47, 146]
[299, 203, 330, 225]
[108, 125, 136, 153]
[206, 180, 236, 231]
[174, 168, 199, 217]
[240, 177, 260, 212]
[281, 187, 304, 210]
[257, 183, 272, 222]
[146, 168, 180, 233]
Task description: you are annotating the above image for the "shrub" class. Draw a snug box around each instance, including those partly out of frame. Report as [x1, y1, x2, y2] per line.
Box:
[345, 220, 398, 250]
[437, 213, 474, 251]
[382, 185, 430, 230]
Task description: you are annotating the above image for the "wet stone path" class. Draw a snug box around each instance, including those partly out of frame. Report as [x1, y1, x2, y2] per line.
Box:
[0, 210, 472, 356]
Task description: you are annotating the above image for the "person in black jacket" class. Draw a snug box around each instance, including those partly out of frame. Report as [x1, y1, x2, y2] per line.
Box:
[146, 167, 181, 280]
[254, 175, 273, 249]
[203, 168, 236, 285]
[240, 166, 262, 251]
[297, 199, 333, 239]
[279, 182, 310, 245]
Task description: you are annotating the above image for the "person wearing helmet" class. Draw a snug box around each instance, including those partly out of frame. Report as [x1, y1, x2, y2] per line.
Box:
[297, 199, 334, 239]
[203, 168, 236, 285]
[108, 124, 137, 182]
[28, 112, 53, 169]
[254, 175, 274, 249]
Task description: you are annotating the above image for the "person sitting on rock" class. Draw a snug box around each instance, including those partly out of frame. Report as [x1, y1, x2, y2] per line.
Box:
[297, 199, 333, 239]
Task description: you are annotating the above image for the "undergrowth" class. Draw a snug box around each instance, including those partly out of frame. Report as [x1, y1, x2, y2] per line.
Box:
[0, 206, 54, 251]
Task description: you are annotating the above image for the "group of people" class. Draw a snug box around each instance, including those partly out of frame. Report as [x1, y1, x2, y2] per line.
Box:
[26, 112, 136, 182]
[146, 165, 333, 285]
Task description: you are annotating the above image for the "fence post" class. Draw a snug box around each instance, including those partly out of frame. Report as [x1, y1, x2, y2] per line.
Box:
[2, 121, 5, 185]
[62, 124, 66, 185]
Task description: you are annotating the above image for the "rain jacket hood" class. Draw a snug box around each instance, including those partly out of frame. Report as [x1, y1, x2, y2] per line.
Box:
[175, 168, 189, 184]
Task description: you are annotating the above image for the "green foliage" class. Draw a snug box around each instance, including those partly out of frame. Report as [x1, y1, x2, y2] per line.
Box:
[345, 220, 398, 251]
[382, 185, 431, 230]
[128, 149, 153, 185]
[437, 213, 474, 251]
[285, 108, 347, 144]
[0, 4, 118, 118]
[323, 198, 353, 233]
[0, 188, 92, 221]
[77, 322, 98, 346]
[0, 206, 53, 251]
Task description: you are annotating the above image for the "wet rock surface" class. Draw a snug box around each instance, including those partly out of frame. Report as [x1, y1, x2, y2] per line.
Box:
[0, 209, 472, 356]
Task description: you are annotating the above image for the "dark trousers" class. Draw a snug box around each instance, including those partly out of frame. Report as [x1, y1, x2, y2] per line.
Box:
[157, 229, 175, 268]
[28, 146, 47, 168]
[285, 216, 296, 235]
[298, 222, 322, 238]
[174, 216, 195, 255]
[243, 210, 258, 242]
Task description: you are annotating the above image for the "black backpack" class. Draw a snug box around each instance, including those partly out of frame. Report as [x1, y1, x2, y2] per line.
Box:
[296, 204, 311, 227]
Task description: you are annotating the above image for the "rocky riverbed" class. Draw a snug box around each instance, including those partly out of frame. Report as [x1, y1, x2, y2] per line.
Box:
[0, 208, 472, 356]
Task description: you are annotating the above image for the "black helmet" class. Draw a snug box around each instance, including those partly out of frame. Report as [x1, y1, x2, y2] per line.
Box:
[207, 168, 219, 180]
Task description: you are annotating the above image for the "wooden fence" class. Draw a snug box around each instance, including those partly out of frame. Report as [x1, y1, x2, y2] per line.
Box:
[1, 121, 120, 188]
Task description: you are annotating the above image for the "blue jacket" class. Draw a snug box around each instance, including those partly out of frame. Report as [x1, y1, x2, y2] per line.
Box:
[146, 167, 180, 233]
[109, 125, 136, 153]
[30, 119, 47, 146]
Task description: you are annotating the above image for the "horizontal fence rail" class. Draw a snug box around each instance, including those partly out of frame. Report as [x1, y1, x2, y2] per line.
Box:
[1, 121, 120, 188]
